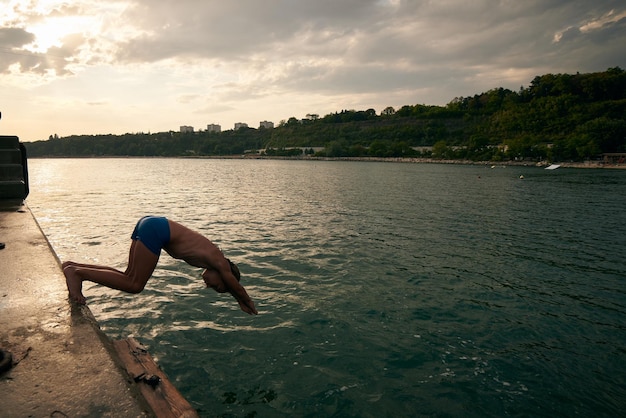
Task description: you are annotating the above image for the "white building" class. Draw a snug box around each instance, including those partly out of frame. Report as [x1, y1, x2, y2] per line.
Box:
[207, 124, 221, 133]
[234, 122, 248, 130]
[180, 125, 194, 133]
[259, 121, 274, 129]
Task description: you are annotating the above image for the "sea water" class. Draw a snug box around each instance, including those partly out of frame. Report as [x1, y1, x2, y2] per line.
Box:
[26, 158, 626, 417]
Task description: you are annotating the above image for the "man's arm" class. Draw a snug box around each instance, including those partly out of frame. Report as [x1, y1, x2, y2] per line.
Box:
[167, 220, 258, 315]
[213, 256, 258, 315]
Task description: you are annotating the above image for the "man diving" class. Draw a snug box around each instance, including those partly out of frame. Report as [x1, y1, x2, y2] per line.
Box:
[62, 216, 257, 315]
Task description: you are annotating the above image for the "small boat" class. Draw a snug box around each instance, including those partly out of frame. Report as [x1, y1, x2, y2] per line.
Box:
[545, 164, 561, 170]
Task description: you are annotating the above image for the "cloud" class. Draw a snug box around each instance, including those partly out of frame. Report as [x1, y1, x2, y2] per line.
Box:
[0, 26, 34, 46]
[6, 1, 626, 85]
[0, 42, 75, 76]
[1, 0, 625, 140]
[0, 2, 94, 75]
[108, 1, 626, 93]
[112, 0, 382, 63]
[0, 27, 34, 71]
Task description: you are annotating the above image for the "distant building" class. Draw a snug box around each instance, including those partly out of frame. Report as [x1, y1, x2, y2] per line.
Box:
[180, 125, 194, 133]
[207, 124, 221, 133]
[259, 121, 274, 129]
[234, 122, 248, 130]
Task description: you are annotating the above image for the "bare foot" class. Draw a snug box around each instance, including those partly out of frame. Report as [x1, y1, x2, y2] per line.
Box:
[62, 264, 86, 304]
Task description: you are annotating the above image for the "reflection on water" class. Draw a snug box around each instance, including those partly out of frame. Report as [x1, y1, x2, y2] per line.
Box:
[28, 159, 626, 417]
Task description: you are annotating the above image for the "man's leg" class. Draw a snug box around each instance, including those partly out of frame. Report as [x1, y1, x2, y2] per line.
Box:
[63, 240, 160, 304]
[62, 261, 120, 273]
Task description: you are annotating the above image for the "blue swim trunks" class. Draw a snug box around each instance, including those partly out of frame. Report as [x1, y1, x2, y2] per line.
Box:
[131, 216, 171, 255]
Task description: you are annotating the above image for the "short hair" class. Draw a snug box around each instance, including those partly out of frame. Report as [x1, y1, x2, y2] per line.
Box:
[226, 258, 241, 282]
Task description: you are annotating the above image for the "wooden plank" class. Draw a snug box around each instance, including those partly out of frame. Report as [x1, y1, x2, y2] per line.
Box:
[113, 337, 199, 418]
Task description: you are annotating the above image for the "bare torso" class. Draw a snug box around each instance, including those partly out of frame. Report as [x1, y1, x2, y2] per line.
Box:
[164, 220, 222, 268]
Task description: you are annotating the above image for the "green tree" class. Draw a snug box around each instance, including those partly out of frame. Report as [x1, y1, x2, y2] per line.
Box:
[432, 141, 451, 159]
[369, 140, 389, 157]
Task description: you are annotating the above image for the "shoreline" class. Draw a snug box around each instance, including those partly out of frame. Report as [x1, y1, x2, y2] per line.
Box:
[28, 155, 626, 169]
[240, 156, 625, 169]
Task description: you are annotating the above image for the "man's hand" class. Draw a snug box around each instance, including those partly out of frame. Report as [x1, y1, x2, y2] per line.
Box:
[235, 296, 258, 315]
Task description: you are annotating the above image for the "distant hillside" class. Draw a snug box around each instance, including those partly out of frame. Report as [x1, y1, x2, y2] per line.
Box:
[26, 67, 626, 162]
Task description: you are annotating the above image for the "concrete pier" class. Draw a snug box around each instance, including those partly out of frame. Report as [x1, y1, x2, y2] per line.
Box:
[0, 203, 151, 417]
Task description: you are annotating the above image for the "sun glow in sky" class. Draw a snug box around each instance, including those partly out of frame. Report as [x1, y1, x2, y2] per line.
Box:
[1, 0, 625, 141]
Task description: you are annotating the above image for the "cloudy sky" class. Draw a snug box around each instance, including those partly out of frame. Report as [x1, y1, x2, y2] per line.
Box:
[1, 0, 625, 141]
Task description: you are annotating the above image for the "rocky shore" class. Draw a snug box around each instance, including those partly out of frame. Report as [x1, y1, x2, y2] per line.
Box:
[241, 154, 625, 169]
